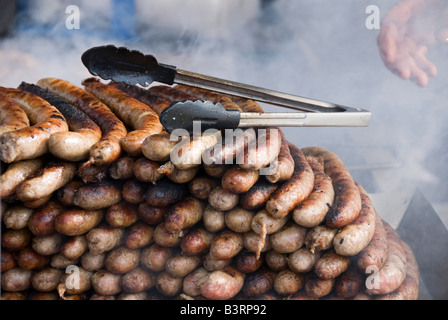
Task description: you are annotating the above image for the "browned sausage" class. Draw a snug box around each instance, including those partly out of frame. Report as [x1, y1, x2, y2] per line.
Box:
[16, 247, 50, 270]
[265, 250, 288, 272]
[314, 249, 351, 280]
[155, 271, 183, 297]
[142, 131, 182, 162]
[180, 228, 215, 256]
[0, 87, 68, 163]
[274, 269, 305, 296]
[50, 253, 79, 269]
[58, 266, 92, 297]
[288, 247, 321, 273]
[304, 225, 338, 254]
[140, 244, 173, 272]
[375, 242, 419, 300]
[137, 203, 167, 225]
[174, 85, 242, 112]
[121, 178, 146, 204]
[292, 155, 334, 228]
[209, 229, 244, 260]
[239, 177, 278, 211]
[165, 196, 205, 234]
[31, 233, 64, 256]
[224, 206, 255, 233]
[202, 204, 226, 233]
[76, 162, 109, 184]
[182, 267, 210, 297]
[55, 209, 104, 236]
[188, 175, 218, 200]
[104, 246, 140, 274]
[202, 253, 232, 271]
[72, 180, 122, 210]
[124, 222, 154, 249]
[0, 95, 29, 135]
[56, 180, 83, 207]
[334, 261, 365, 298]
[121, 267, 156, 293]
[266, 143, 314, 219]
[60, 235, 88, 260]
[86, 226, 125, 255]
[208, 186, 239, 211]
[15, 161, 77, 202]
[203, 162, 229, 178]
[83, 78, 163, 157]
[304, 273, 335, 298]
[270, 221, 307, 255]
[81, 251, 106, 272]
[333, 183, 376, 256]
[31, 267, 63, 292]
[36, 78, 127, 166]
[105, 201, 138, 228]
[153, 222, 183, 248]
[2, 204, 33, 230]
[133, 157, 165, 183]
[365, 221, 407, 295]
[302, 147, 362, 229]
[1, 267, 32, 292]
[18, 82, 102, 161]
[91, 270, 122, 296]
[243, 231, 272, 255]
[251, 209, 289, 236]
[109, 155, 135, 180]
[158, 161, 200, 184]
[165, 253, 202, 277]
[242, 267, 276, 297]
[235, 250, 265, 274]
[357, 209, 388, 272]
[265, 129, 294, 183]
[201, 266, 245, 300]
[144, 178, 188, 207]
[0, 158, 44, 199]
[1, 228, 32, 251]
[1, 250, 16, 272]
[221, 166, 260, 194]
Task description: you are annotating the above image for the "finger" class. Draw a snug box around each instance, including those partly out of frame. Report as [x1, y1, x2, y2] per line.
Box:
[407, 58, 430, 87]
[414, 46, 437, 77]
[377, 23, 398, 64]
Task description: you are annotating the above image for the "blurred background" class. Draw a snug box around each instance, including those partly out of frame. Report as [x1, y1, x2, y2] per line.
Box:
[0, 0, 447, 299]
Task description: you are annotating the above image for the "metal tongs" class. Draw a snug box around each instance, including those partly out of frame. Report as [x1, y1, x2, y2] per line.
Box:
[81, 45, 371, 132]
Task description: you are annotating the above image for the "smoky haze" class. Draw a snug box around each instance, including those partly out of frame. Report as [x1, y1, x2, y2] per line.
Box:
[1, 0, 447, 214]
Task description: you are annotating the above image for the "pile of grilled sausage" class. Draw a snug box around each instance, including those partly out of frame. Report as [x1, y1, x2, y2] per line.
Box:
[0, 77, 419, 300]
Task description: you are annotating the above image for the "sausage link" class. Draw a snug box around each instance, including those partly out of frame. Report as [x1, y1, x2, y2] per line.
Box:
[3, 204, 33, 230]
[304, 273, 335, 298]
[265, 129, 294, 183]
[165, 253, 202, 277]
[0, 95, 29, 135]
[235, 250, 265, 274]
[265, 250, 288, 272]
[16, 247, 50, 270]
[188, 175, 218, 200]
[1, 268, 32, 292]
[77, 162, 109, 184]
[31, 267, 63, 292]
[239, 177, 278, 211]
[183, 267, 210, 297]
[31, 233, 64, 256]
[60, 235, 88, 260]
[83, 78, 163, 156]
[27, 200, 64, 236]
[55, 209, 104, 236]
[243, 231, 271, 255]
[56, 180, 83, 207]
[357, 209, 388, 272]
[180, 227, 215, 256]
[73, 180, 122, 210]
[104, 246, 140, 274]
[133, 157, 165, 183]
[121, 267, 156, 293]
[18, 82, 102, 161]
[202, 204, 226, 233]
[302, 147, 362, 228]
[334, 261, 365, 298]
[274, 269, 305, 296]
[153, 222, 183, 248]
[333, 183, 376, 256]
[1, 228, 32, 252]
[121, 178, 146, 204]
[266, 143, 314, 219]
[165, 196, 205, 233]
[109, 155, 135, 180]
[36, 78, 127, 166]
[124, 222, 154, 249]
[293, 155, 334, 228]
[314, 249, 351, 280]
[15, 161, 77, 202]
[208, 186, 239, 211]
[209, 229, 244, 260]
[270, 221, 307, 254]
[142, 132, 182, 162]
[1, 250, 16, 272]
[143, 177, 188, 207]
[140, 244, 173, 272]
[0, 87, 68, 163]
[304, 225, 338, 254]
[158, 161, 200, 184]
[221, 166, 260, 194]
[224, 206, 255, 233]
[0, 158, 44, 199]
[105, 201, 138, 228]
[137, 203, 167, 225]
[155, 271, 183, 297]
[201, 266, 245, 300]
[288, 247, 321, 273]
[86, 226, 125, 255]
[91, 270, 122, 296]
[242, 267, 276, 297]
[365, 221, 407, 295]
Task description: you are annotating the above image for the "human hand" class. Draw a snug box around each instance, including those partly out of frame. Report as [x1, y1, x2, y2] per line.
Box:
[377, 0, 448, 87]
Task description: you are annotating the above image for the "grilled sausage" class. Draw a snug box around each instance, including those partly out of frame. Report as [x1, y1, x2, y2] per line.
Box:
[209, 229, 244, 260]
[31, 233, 64, 256]
[56, 180, 83, 207]
[155, 271, 183, 297]
[357, 210, 388, 272]
[165, 254, 202, 277]
[22, 195, 52, 209]
[121, 178, 146, 204]
[1, 228, 32, 251]
[202, 253, 232, 271]
[3, 204, 33, 230]
[314, 249, 350, 280]
[202, 204, 226, 233]
[58, 266, 92, 297]
[375, 242, 419, 300]
[239, 177, 278, 211]
[265, 250, 288, 272]
[221, 166, 260, 194]
[274, 269, 305, 296]
[109, 155, 135, 180]
[243, 231, 272, 254]
[121, 267, 156, 293]
[0, 95, 29, 135]
[304, 225, 338, 254]
[72, 180, 122, 210]
[304, 273, 335, 298]
[31, 267, 63, 292]
[0, 87, 68, 163]
[133, 157, 165, 183]
[140, 244, 173, 272]
[208, 186, 239, 211]
[137, 203, 167, 226]
[18, 82, 102, 161]
[203, 162, 228, 178]
[251, 209, 289, 236]
[293, 155, 334, 228]
[302, 147, 362, 228]
[76, 162, 109, 184]
[288, 247, 321, 273]
[333, 184, 376, 256]
[0, 158, 44, 199]
[265, 129, 294, 183]
[180, 228, 215, 256]
[188, 175, 218, 200]
[16, 247, 50, 270]
[182, 267, 210, 297]
[83, 78, 163, 156]
[242, 267, 276, 297]
[104, 246, 140, 274]
[164, 196, 205, 233]
[224, 206, 255, 233]
[365, 221, 407, 295]
[235, 250, 265, 274]
[158, 161, 200, 184]
[86, 226, 125, 255]
[270, 221, 307, 254]
[49, 253, 79, 269]
[201, 266, 245, 300]
[15, 161, 77, 202]
[55, 209, 104, 236]
[105, 201, 138, 228]
[1, 268, 32, 292]
[1, 250, 16, 272]
[60, 235, 88, 260]
[36, 78, 127, 166]
[153, 222, 183, 247]
[266, 143, 314, 219]
[142, 132, 182, 162]
[334, 261, 365, 298]
[143, 177, 188, 207]
[91, 270, 122, 296]
[81, 251, 106, 272]
[124, 222, 154, 249]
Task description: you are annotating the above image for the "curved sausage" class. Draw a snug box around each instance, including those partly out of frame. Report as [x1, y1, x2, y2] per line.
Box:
[124, 222, 154, 249]
[273, 269, 305, 296]
[55, 209, 104, 236]
[109, 155, 135, 180]
[334, 262, 365, 298]
[0, 95, 29, 135]
[27, 200, 64, 236]
[302, 146, 362, 228]
[200, 266, 245, 300]
[15, 161, 77, 202]
[239, 177, 278, 211]
[105, 201, 138, 228]
[221, 166, 260, 194]
[209, 229, 244, 260]
[0, 87, 68, 163]
[82, 78, 163, 157]
[266, 143, 314, 219]
[165, 254, 202, 277]
[180, 227, 215, 256]
[18, 82, 102, 161]
[269, 221, 307, 254]
[292, 155, 334, 228]
[36, 78, 127, 166]
[288, 247, 321, 273]
[0, 158, 45, 199]
[121, 178, 146, 204]
[265, 129, 294, 183]
[86, 226, 125, 255]
[333, 183, 376, 256]
[164, 196, 205, 233]
[158, 161, 200, 184]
